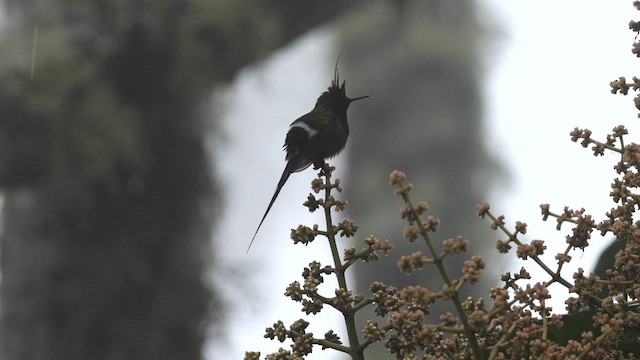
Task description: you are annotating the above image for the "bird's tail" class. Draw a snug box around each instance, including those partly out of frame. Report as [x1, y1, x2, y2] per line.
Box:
[246, 164, 294, 253]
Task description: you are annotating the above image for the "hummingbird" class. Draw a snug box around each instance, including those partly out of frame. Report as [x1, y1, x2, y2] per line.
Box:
[247, 62, 370, 253]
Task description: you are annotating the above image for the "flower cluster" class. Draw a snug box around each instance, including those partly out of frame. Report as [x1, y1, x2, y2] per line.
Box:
[247, 164, 394, 360]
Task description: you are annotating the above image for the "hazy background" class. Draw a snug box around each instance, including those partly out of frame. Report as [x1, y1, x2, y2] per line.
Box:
[0, 1, 637, 360]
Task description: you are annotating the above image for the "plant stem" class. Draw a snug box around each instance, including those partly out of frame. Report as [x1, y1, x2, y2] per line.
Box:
[323, 167, 364, 360]
[399, 187, 484, 360]
[486, 211, 573, 289]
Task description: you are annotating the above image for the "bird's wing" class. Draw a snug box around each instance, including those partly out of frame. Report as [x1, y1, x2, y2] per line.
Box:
[284, 113, 317, 172]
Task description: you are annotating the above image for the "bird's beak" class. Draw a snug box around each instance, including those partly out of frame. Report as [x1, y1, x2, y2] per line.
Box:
[349, 95, 371, 103]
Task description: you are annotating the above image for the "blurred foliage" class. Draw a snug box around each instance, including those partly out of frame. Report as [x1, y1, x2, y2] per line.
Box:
[547, 309, 640, 355]
[0, 0, 357, 359]
[3, 63, 140, 185]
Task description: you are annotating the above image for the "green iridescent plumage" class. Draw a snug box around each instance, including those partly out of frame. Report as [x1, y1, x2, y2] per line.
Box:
[247, 69, 369, 253]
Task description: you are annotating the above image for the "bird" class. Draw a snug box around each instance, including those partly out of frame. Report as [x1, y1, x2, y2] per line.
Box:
[246, 63, 370, 253]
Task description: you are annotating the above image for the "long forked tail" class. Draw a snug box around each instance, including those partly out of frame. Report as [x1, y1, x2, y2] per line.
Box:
[246, 165, 293, 253]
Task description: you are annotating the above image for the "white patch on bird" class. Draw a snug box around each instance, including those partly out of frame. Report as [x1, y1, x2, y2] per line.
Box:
[290, 122, 319, 138]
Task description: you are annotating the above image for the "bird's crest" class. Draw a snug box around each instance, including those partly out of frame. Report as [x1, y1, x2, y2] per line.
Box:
[317, 51, 351, 109]
[316, 51, 370, 111]
[334, 50, 352, 98]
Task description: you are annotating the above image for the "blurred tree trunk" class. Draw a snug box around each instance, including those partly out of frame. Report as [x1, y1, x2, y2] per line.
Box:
[0, 1, 352, 359]
[344, 0, 500, 269]
[338, 3, 501, 357]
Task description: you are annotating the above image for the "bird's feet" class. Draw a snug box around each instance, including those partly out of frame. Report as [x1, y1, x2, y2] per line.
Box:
[317, 162, 335, 178]
[312, 160, 326, 170]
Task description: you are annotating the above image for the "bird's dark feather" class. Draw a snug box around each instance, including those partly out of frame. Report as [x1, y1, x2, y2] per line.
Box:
[246, 162, 294, 254]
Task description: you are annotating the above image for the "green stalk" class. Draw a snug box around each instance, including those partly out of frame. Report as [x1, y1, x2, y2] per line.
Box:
[400, 184, 484, 360]
[323, 167, 364, 360]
